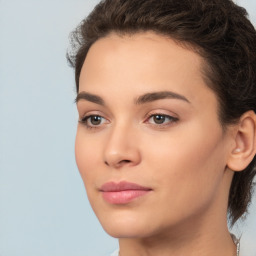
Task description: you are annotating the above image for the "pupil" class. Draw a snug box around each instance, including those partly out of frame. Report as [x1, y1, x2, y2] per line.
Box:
[154, 115, 165, 124]
[91, 116, 101, 125]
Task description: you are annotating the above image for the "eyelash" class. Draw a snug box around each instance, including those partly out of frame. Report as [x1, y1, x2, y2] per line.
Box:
[145, 113, 179, 127]
[79, 113, 179, 130]
[79, 115, 108, 130]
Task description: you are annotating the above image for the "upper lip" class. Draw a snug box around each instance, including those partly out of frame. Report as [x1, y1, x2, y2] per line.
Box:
[100, 181, 152, 192]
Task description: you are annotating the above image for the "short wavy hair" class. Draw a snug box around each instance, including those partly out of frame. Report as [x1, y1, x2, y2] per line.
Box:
[67, 0, 256, 225]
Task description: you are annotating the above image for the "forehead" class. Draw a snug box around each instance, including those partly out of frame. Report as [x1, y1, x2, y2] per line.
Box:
[79, 32, 217, 110]
[81, 32, 204, 84]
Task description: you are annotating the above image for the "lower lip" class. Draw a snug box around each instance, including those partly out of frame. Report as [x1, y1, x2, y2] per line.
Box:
[102, 190, 150, 204]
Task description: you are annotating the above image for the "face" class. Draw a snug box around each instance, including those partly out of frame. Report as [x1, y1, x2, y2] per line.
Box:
[75, 32, 233, 239]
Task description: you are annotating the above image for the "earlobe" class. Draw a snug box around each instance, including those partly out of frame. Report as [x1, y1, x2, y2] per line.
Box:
[227, 110, 256, 172]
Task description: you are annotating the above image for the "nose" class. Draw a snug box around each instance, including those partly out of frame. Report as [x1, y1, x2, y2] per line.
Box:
[103, 123, 141, 169]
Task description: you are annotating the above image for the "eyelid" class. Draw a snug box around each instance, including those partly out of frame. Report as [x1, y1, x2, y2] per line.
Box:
[144, 109, 179, 120]
[79, 110, 106, 120]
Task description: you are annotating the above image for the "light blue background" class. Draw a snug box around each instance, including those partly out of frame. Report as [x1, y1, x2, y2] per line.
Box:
[0, 1, 255, 255]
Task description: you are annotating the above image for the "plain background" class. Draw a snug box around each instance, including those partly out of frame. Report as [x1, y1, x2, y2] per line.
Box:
[0, 0, 255, 255]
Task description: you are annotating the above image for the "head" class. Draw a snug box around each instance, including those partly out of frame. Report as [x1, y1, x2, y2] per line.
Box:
[68, 0, 256, 231]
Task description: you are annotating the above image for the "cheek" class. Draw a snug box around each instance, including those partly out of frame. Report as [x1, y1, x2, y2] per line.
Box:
[144, 123, 227, 204]
[75, 129, 99, 185]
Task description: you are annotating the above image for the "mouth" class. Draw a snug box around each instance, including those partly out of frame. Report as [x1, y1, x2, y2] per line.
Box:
[99, 181, 152, 204]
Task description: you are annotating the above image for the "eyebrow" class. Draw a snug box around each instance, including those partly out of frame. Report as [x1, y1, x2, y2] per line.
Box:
[75, 92, 105, 105]
[75, 90, 190, 105]
[135, 91, 190, 104]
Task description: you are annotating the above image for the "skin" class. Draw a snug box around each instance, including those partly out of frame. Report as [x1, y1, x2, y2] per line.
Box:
[75, 32, 239, 256]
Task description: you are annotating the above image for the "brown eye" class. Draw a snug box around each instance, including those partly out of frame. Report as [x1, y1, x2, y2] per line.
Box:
[80, 115, 107, 128]
[153, 115, 166, 124]
[89, 115, 103, 125]
[147, 114, 178, 126]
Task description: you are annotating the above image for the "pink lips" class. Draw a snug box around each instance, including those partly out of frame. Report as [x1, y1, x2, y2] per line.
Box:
[100, 181, 152, 204]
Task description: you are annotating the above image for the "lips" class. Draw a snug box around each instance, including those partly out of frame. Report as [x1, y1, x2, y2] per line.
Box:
[100, 181, 152, 204]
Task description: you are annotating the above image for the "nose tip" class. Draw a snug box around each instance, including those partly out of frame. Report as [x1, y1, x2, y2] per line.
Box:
[103, 128, 141, 169]
[104, 148, 140, 168]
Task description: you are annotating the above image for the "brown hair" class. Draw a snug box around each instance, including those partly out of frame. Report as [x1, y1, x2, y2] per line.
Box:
[67, 0, 256, 225]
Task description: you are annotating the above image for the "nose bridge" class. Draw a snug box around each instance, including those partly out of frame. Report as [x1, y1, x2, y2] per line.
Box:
[103, 119, 140, 168]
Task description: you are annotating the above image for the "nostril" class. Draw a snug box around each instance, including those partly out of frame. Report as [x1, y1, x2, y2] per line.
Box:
[121, 160, 131, 164]
[104, 159, 131, 167]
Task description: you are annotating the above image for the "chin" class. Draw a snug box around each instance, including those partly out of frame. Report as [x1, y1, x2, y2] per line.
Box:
[96, 211, 154, 238]
[103, 224, 151, 239]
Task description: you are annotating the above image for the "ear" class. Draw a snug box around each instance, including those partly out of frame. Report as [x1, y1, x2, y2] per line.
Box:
[227, 110, 256, 172]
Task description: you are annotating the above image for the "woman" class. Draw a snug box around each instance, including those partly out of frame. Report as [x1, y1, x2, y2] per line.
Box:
[67, 0, 256, 255]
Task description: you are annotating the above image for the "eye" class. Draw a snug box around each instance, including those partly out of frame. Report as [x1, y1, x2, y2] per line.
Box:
[88, 115, 103, 125]
[79, 115, 108, 129]
[151, 115, 167, 124]
[147, 114, 178, 126]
